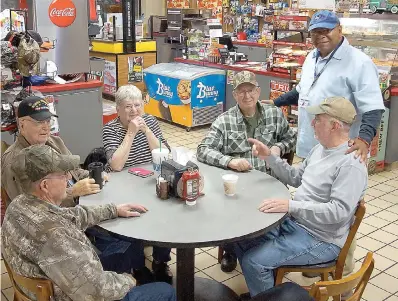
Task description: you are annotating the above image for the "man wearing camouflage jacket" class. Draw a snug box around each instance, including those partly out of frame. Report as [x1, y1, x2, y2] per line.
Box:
[197, 70, 296, 272]
[1, 144, 175, 301]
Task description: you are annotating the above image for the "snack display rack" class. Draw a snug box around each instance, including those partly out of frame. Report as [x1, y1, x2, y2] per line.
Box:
[269, 39, 312, 127]
[339, 16, 398, 173]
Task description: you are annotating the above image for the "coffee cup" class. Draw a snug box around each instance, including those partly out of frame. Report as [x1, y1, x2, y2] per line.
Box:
[152, 148, 169, 175]
[88, 162, 104, 189]
[222, 174, 239, 196]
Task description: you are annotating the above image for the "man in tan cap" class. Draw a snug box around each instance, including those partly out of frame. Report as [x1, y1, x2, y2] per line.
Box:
[197, 70, 296, 272]
[1, 144, 176, 301]
[234, 97, 367, 298]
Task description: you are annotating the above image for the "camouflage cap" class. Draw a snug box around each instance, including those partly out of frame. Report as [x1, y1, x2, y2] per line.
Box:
[11, 145, 80, 187]
[306, 96, 356, 125]
[233, 71, 258, 90]
[18, 37, 40, 77]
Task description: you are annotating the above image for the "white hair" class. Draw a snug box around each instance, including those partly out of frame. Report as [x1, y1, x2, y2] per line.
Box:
[115, 85, 143, 107]
[328, 116, 351, 133]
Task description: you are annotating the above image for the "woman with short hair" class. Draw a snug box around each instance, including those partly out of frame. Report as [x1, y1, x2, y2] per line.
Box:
[102, 85, 172, 284]
[103, 85, 168, 172]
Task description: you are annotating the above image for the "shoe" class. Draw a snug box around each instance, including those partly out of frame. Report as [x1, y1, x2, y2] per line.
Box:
[302, 271, 321, 278]
[239, 292, 251, 301]
[221, 252, 237, 273]
[132, 267, 155, 285]
[152, 261, 173, 284]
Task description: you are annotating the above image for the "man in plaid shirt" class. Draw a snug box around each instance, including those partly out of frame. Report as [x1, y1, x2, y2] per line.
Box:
[197, 70, 297, 272]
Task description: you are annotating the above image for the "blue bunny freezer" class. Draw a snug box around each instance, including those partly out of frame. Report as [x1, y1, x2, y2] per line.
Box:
[143, 63, 226, 129]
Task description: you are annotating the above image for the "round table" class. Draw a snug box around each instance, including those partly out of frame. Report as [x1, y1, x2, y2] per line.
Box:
[81, 162, 290, 301]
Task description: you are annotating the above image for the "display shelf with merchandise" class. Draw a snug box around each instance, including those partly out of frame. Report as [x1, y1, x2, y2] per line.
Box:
[340, 16, 398, 49]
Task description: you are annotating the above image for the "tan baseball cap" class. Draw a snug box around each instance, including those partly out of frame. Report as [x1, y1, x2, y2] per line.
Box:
[306, 96, 356, 124]
[233, 71, 258, 90]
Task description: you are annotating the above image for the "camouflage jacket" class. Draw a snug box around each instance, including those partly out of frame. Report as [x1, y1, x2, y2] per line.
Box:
[1, 194, 135, 301]
[197, 102, 296, 173]
[1, 135, 89, 208]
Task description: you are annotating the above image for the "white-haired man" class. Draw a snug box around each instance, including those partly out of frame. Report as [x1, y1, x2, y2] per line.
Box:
[236, 97, 367, 299]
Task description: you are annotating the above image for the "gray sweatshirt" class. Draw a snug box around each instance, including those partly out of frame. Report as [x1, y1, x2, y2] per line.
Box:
[266, 142, 368, 248]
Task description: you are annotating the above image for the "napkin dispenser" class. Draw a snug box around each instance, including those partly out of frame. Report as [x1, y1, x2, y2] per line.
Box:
[161, 159, 199, 197]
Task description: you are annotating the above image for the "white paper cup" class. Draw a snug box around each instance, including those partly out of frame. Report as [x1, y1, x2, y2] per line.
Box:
[222, 174, 239, 196]
[152, 148, 169, 175]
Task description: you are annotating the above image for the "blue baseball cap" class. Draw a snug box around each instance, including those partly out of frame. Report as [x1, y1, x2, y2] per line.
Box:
[309, 10, 340, 31]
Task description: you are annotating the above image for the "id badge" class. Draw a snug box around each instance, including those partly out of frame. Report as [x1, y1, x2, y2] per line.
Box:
[299, 97, 310, 108]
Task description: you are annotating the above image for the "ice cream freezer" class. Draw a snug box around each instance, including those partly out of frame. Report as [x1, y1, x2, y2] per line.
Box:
[143, 63, 226, 131]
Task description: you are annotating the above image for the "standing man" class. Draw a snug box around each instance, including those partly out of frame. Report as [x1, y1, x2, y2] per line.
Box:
[265, 10, 384, 162]
[263, 10, 384, 277]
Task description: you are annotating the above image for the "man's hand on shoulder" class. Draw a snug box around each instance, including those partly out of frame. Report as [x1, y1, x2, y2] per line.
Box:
[228, 158, 252, 172]
[346, 138, 369, 164]
[258, 199, 289, 213]
[248, 138, 271, 159]
[117, 204, 148, 218]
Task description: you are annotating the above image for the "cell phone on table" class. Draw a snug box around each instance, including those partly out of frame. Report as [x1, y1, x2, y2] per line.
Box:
[128, 167, 154, 178]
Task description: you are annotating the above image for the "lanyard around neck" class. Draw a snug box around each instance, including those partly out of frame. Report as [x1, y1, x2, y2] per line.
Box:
[309, 38, 344, 93]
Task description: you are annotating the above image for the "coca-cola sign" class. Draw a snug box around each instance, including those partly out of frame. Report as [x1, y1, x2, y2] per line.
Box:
[48, 0, 76, 28]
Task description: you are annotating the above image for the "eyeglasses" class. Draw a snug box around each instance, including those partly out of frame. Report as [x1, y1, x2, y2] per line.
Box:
[124, 103, 142, 110]
[43, 172, 69, 182]
[235, 86, 259, 97]
[310, 27, 336, 36]
[25, 118, 52, 126]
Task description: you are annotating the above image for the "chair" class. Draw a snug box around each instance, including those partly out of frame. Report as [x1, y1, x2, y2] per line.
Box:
[4, 260, 54, 301]
[1, 187, 11, 225]
[274, 201, 366, 287]
[309, 252, 374, 301]
[217, 150, 296, 264]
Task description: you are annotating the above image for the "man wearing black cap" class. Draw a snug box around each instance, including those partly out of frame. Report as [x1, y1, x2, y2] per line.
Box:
[2, 96, 101, 207]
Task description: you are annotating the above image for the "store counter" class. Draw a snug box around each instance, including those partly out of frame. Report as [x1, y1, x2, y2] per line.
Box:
[386, 87, 398, 163]
[90, 39, 157, 98]
[233, 41, 272, 62]
[174, 58, 290, 110]
[33, 80, 103, 163]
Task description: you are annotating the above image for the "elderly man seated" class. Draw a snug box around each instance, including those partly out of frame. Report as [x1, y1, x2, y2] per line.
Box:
[235, 97, 367, 298]
[197, 70, 296, 272]
[2, 96, 101, 207]
[1, 144, 176, 301]
[102, 84, 172, 283]
[1, 96, 168, 285]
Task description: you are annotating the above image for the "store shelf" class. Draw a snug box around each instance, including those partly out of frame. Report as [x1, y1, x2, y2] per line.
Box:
[234, 41, 270, 48]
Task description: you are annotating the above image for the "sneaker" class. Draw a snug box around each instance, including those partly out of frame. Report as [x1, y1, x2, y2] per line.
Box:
[132, 267, 155, 285]
[152, 261, 173, 284]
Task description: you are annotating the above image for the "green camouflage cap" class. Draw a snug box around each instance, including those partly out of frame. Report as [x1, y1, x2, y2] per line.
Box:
[233, 71, 258, 90]
[11, 145, 80, 186]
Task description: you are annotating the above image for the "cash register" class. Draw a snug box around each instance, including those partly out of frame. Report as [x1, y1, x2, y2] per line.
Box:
[218, 35, 248, 64]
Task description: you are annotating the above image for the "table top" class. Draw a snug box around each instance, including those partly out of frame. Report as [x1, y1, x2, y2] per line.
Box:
[81, 162, 290, 248]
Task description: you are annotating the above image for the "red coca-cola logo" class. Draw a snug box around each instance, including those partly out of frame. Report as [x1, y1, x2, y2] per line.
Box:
[48, 0, 76, 28]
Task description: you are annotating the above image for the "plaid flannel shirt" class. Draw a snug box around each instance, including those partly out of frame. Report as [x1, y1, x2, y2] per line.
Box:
[197, 102, 296, 173]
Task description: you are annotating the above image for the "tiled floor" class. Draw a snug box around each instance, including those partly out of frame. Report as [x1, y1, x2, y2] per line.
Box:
[2, 120, 398, 300]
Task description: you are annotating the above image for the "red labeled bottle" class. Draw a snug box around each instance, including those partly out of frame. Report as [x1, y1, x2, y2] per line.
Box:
[182, 168, 200, 206]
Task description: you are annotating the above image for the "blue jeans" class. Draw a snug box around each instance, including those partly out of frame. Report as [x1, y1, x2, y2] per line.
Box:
[86, 227, 171, 273]
[122, 282, 176, 301]
[234, 217, 340, 296]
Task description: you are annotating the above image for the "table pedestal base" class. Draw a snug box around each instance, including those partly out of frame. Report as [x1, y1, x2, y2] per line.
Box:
[174, 277, 239, 301]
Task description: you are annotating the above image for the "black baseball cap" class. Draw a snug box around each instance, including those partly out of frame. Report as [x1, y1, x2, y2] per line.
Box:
[18, 96, 58, 121]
